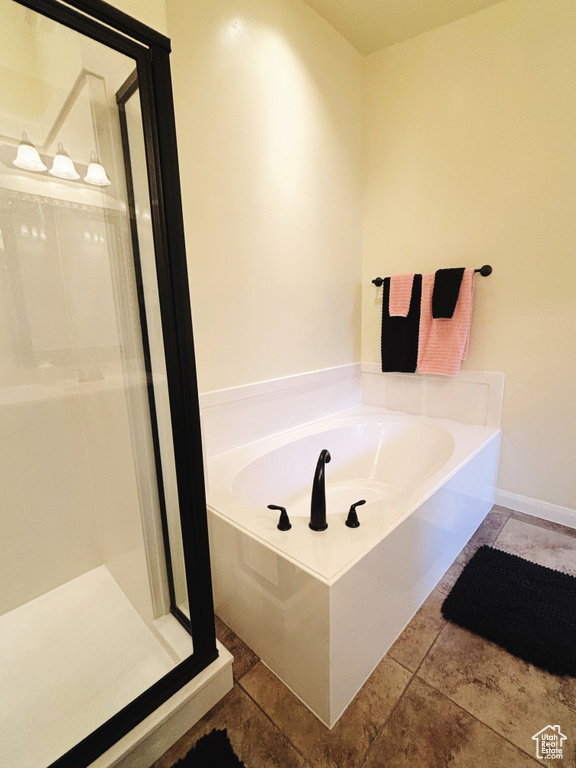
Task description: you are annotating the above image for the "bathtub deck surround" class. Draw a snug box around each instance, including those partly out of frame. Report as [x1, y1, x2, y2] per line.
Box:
[208, 408, 500, 727]
[360, 364, 504, 428]
[208, 407, 499, 583]
[203, 366, 502, 727]
[199, 364, 504, 458]
[199, 364, 363, 457]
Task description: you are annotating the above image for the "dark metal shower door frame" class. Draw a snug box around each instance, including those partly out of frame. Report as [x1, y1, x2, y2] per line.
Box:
[116, 67, 193, 636]
[10, 1, 218, 767]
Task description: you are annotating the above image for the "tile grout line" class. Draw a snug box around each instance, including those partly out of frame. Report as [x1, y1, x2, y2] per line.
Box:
[409, 611, 448, 679]
[236, 673, 314, 768]
[413, 671, 543, 765]
[352, 656, 417, 768]
[357, 666, 417, 768]
[237, 659, 418, 768]
[385, 655, 414, 676]
[413, 621, 548, 766]
[214, 634, 311, 766]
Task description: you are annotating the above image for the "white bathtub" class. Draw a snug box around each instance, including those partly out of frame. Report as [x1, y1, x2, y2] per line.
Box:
[207, 404, 501, 726]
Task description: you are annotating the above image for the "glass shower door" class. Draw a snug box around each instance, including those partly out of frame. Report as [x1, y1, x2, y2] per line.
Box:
[0, 2, 215, 767]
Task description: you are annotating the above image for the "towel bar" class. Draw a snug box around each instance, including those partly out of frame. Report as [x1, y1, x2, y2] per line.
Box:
[372, 264, 492, 287]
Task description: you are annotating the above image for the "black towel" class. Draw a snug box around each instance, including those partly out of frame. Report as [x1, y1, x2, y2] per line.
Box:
[432, 267, 465, 318]
[381, 273, 422, 373]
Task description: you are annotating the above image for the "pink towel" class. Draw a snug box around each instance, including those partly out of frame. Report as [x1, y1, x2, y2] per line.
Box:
[417, 268, 475, 376]
[389, 273, 415, 317]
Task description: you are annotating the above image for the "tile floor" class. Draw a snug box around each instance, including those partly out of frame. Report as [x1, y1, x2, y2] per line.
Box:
[153, 506, 576, 768]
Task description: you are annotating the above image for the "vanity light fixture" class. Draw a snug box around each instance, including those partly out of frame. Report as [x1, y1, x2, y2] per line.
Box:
[13, 132, 47, 172]
[49, 143, 80, 180]
[84, 152, 111, 186]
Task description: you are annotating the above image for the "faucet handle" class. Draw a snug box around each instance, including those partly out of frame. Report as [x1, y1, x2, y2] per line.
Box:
[345, 499, 366, 528]
[268, 504, 292, 531]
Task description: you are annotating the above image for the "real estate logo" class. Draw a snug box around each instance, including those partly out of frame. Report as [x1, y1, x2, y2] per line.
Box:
[532, 725, 567, 760]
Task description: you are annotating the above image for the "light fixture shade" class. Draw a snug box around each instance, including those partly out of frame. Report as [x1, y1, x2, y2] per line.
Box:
[13, 133, 47, 172]
[84, 154, 111, 187]
[49, 143, 79, 180]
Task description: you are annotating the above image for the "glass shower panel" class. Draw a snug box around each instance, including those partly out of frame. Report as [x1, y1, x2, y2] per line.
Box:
[119, 82, 190, 619]
[0, 3, 194, 766]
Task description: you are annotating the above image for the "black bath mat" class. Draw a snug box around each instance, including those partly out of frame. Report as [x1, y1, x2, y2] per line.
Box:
[171, 728, 246, 767]
[441, 545, 576, 676]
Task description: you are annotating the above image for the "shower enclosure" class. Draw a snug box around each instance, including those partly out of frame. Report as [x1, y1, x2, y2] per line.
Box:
[0, 1, 218, 767]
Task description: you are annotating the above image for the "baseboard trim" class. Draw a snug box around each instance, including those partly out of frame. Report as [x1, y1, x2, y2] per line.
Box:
[495, 489, 576, 531]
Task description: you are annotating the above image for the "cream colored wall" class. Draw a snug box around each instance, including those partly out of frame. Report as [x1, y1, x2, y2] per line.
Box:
[110, 0, 168, 35]
[166, 0, 364, 393]
[363, 0, 576, 510]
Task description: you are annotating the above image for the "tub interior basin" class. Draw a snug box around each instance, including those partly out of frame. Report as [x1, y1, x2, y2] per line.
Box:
[231, 420, 455, 517]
